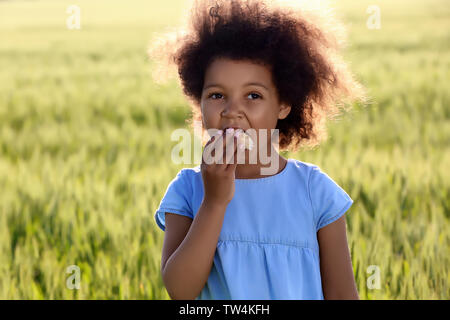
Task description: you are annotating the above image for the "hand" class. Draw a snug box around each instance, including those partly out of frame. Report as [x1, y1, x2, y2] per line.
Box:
[201, 128, 239, 207]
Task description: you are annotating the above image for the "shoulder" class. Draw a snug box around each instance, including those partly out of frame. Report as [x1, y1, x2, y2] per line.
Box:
[306, 163, 344, 191]
[287, 159, 346, 200]
[172, 165, 202, 190]
[172, 165, 201, 178]
[288, 159, 335, 184]
[177, 165, 202, 181]
[287, 158, 320, 182]
[288, 158, 318, 171]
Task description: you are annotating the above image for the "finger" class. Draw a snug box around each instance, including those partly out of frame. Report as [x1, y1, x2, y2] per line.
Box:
[202, 135, 215, 165]
[203, 130, 223, 165]
[225, 135, 240, 171]
[220, 129, 232, 166]
[206, 129, 222, 147]
[212, 132, 225, 164]
[223, 130, 238, 166]
[225, 148, 239, 173]
[234, 129, 246, 164]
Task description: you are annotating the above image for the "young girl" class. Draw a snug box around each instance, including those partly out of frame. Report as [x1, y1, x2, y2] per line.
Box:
[149, 0, 366, 300]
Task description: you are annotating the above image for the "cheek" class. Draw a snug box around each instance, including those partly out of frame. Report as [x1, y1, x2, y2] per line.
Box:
[248, 104, 278, 128]
[200, 102, 220, 125]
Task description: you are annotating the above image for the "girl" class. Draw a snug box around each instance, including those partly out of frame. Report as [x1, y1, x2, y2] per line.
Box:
[149, 0, 366, 300]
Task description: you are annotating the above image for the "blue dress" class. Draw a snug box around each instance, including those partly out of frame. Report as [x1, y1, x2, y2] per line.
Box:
[154, 158, 354, 299]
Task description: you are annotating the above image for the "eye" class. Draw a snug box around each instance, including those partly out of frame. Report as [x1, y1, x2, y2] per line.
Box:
[207, 92, 262, 100]
[208, 93, 223, 100]
[248, 92, 262, 100]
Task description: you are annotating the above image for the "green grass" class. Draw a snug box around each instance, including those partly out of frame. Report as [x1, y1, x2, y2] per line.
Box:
[0, 0, 448, 299]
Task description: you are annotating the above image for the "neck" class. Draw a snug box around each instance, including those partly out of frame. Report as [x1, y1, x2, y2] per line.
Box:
[234, 144, 287, 179]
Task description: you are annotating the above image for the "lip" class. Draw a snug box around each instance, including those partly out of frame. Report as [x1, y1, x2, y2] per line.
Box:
[222, 126, 243, 131]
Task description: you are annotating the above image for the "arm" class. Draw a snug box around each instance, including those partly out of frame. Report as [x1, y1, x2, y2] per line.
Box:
[161, 200, 227, 300]
[317, 215, 359, 300]
[161, 129, 239, 299]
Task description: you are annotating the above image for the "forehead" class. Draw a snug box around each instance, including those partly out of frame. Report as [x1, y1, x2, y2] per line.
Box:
[204, 57, 274, 88]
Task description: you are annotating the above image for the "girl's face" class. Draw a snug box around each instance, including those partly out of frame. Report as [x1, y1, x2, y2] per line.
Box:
[200, 57, 291, 143]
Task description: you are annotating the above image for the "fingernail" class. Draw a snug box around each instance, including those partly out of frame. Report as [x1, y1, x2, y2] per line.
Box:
[217, 130, 223, 135]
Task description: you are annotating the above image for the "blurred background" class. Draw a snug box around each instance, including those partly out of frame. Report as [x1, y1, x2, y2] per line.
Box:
[0, 0, 448, 299]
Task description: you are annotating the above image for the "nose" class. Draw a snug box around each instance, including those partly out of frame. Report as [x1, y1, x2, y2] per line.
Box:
[221, 99, 243, 119]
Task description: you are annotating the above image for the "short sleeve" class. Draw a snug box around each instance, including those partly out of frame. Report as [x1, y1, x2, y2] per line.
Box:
[308, 166, 354, 231]
[154, 169, 193, 231]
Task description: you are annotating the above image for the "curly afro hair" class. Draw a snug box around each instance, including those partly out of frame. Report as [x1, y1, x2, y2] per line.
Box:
[148, 0, 367, 151]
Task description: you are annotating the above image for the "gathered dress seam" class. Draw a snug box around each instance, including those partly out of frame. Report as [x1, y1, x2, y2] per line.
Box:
[217, 238, 318, 251]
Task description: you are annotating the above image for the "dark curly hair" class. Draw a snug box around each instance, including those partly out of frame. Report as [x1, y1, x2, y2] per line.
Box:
[148, 0, 367, 151]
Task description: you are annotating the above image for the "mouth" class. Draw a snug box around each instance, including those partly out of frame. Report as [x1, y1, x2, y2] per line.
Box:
[218, 127, 254, 150]
[222, 126, 243, 131]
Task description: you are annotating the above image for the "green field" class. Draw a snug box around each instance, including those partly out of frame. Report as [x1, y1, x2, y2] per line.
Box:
[0, 0, 448, 299]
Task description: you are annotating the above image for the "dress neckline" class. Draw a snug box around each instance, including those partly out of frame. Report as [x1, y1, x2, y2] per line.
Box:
[235, 158, 292, 183]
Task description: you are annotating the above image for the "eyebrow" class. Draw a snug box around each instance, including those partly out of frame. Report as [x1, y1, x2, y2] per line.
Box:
[203, 82, 269, 91]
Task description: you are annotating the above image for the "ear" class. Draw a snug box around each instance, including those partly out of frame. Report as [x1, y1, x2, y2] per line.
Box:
[278, 104, 291, 120]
